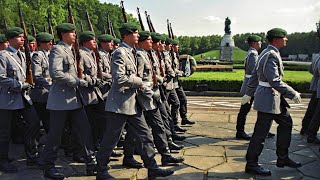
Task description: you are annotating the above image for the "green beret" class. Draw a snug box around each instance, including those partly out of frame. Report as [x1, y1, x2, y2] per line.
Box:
[151, 32, 162, 43]
[267, 28, 287, 39]
[36, 32, 53, 42]
[247, 35, 261, 43]
[119, 23, 138, 35]
[56, 23, 76, 33]
[172, 39, 179, 45]
[5, 27, 23, 39]
[98, 34, 114, 42]
[27, 35, 36, 42]
[165, 37, 173, 45]
[159, 35, 166, 43]
[79, 31, 95, 43]
[0, 34, 7, 43]
[113, 38, 121, 44]
[138, 31, 151, 42]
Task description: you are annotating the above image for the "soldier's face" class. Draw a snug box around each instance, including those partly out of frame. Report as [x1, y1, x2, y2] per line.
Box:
[152, 41, 160, 50]
[274, 37, 288, 48]
[159, 42, 165, 52]
[29, 41, 37, 52]
[253, 41, 261, 50]
[9, 34, 24, 49]
[83, 39, 96, 50]
[62, 30, 76, 45]
[101, 41, 113, 52]
[165, 44, 172, 50]
[126, 31, 139, 45]
[39, 41, 52, 51]
[172, 45, 179, 52]
[0, 41, 9, 50]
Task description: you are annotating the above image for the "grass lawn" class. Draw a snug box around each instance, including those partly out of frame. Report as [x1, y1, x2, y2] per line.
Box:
[181, 70, 312, 82]
[194, 49, 247, 64]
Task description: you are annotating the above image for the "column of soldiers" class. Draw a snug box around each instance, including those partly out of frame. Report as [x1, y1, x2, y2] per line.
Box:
[0, 18, 195, 179]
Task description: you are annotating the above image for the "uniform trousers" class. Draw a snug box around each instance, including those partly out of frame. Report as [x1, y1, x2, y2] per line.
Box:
[236, 97, 254, 132]
[0, 104, 40, 162]
[34, 102, 50, 133]
[176, 81, 188, 121]
[246, 105, 292, 167]
[97, 111, 158, 169]
[166, 89, 180, 126]
[307, 99, 320, 138]
[39, 107, 94, 167]
[302, 91, 318, 132]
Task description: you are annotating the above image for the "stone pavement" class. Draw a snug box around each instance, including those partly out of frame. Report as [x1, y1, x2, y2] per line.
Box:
[1, 96, 320, 180]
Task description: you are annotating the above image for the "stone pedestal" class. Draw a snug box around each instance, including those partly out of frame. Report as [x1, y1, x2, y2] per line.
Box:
[220, 34, 235, 61]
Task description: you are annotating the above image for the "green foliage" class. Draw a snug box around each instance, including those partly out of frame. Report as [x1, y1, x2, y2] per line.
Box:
[180, 71, 312, 93]
[193, 49, 220, 60]
[0, 0, 138, 39]
[193, 48, 247, 64]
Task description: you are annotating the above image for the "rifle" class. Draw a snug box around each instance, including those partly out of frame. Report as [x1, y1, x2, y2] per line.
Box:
[107, 13, 116, 37]
[47, 13, 55, 44]
[18, 3, 34, 85]
[109, 18, 116, 37]
[80, 21, 84, 32]
[137, 8, 145, 31]
[67, 0, 83, 79]
[85, 10, 103, 79]
[31, 23, 36, 37]
[3, 19, 8, 32]
[147, 14, 155, 32]
[43, 26, 46, 32]
[120, 1, 128, 23]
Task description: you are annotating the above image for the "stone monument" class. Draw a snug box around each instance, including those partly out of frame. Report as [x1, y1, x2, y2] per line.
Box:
[220, 17, 235, 61]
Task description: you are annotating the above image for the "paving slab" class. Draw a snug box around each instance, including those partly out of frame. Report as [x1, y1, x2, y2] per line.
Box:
[208, 162, 254, 179]
[183, 156, 225, 170]
[183, 145, 225, 157]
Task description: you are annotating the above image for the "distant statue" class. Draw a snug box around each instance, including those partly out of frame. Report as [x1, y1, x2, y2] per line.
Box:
[224, 17, 231, 34]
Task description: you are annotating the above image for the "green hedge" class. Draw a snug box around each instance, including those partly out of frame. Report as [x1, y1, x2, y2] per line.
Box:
[233, 63, 310, 71]
[180, 79, 310, 93]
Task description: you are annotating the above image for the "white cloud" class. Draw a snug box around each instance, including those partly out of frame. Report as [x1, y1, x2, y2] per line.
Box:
[203, 16, 224, 23]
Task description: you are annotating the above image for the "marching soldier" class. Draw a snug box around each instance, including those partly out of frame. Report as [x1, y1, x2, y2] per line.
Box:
[172, 40, 195, 125]
[27, 35, 37, 56]
[0, 27, 40, 172]
[113, 38, 120, 49]
[38, 23, 96, 179]
[97, 34, 124, 157]
[151, 32, 185, 149]
[300, 54, 320, 140]
[0, 34, 9, 50]
[30, 32, 53, 133]
[305, 53, 320, 144]
[243, 28, 302, 176]
[163, 37, 187, 133]
[134, 30, 184, 165]
[96, 23, 174, 180]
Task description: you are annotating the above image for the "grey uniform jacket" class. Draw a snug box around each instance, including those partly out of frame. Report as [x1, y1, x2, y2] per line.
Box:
[99, 49, 112, 100]
[78, 47, 103, 106]
[46, 41, 84, 110]
[162, 50, 175, 91]
[30, 49, 51, 103]
[253, 45, 297, 114]
[240, 48, 258, 95]
[105, 42, 143, 115]
[136, 49, 159, 111]
[150, 50, 164, 85]
[0, 47, 33, 110]
[172, 52, 181, 89]
[309, 54, 320, 92]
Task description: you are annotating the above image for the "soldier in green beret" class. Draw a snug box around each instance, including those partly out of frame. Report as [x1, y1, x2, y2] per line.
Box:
[0, 34, 9, 50]
[38, 23, 96, 179]
[243, 28, 302, 176]
[27, 35, 37, 55]
[171, 39, 195, 126]
[0, 27, 40, 173]
[113, 38, 121, 49]
[150, 32, 186, 149]
[29, 32, 54, 134]
[96, 22, 174, 179]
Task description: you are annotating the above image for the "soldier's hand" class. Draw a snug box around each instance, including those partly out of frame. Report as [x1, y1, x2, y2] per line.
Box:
[21, 82, 33, 91]
[96, 79, 105, 89]
[241, 94, 251, 105]
[292, 93, 301, 104]
[79, 79, 88, 87]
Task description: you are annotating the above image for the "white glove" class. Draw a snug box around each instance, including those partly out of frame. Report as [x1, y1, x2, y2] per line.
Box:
[292, 93, 301, 104]
[241, 94, 252, 105]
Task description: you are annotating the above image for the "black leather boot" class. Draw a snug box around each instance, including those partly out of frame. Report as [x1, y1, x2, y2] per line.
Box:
[122, 157, 143, 168]
[148, 168, 174, 180]
[161, 155, 184, 166]
[169, 142, 184, 151]
[43, 166, 64, 180]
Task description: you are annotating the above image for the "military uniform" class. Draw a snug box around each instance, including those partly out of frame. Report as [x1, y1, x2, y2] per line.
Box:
[245, 28, 301, 175]
[30, 32, 53, 132]
[300, 55, 320, 136]
[99, 48, 112, 99]
[39, 23, 95, 179]
[0, 27, 40, 171]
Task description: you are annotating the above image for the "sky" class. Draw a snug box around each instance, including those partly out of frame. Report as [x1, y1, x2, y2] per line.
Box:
[99, 0, 320, 36]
